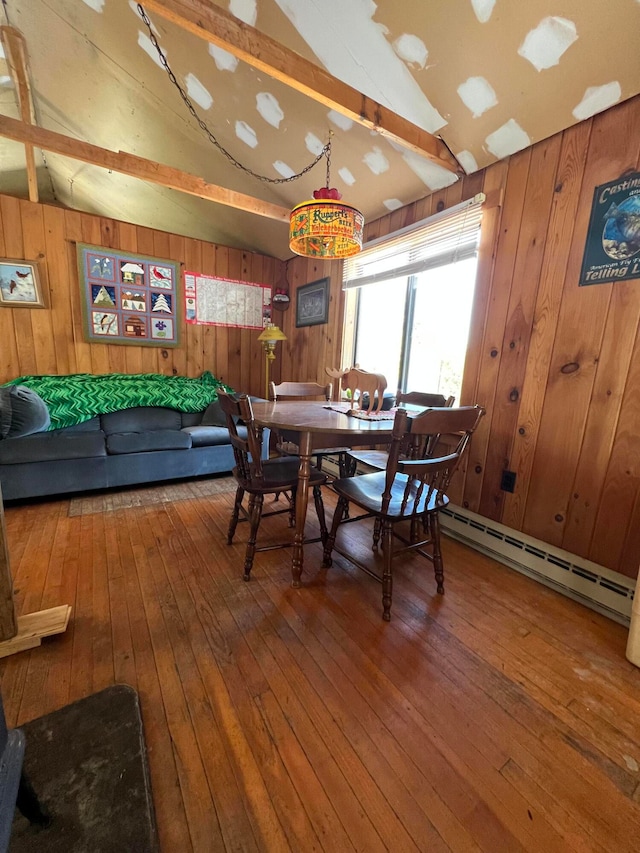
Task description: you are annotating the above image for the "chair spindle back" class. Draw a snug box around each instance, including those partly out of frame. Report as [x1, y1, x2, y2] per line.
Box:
[382, 405, 485, 515]
[217, 391, 265, 481]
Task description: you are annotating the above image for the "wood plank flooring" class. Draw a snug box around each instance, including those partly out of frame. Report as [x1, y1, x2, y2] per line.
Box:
[1, 479, 640, 852]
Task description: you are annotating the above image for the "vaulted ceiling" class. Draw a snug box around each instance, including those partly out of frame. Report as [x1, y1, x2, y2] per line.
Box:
[1, 0, 639, 259]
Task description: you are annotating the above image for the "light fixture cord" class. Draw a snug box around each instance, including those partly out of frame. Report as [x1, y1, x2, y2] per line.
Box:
[137, 4, 329, 185]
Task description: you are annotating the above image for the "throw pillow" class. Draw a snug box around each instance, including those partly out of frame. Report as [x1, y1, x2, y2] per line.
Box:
[201, 399, 227, 426]
[201, 398, 241, 426]
[0, 385, 51, 439]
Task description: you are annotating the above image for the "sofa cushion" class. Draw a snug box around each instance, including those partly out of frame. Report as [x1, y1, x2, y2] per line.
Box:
[101, 407, 182, 434]
[182, 425, 239, 448]
[64, 416, 102, 432]
[0, 429, 106, 464]
[106, 429, 192, 455]
[0, 385, 50, 439]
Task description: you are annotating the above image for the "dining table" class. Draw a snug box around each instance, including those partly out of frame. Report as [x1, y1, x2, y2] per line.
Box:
[251, 400, 397, 586]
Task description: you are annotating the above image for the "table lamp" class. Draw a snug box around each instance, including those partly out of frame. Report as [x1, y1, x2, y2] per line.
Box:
[257, 323, 287, 399]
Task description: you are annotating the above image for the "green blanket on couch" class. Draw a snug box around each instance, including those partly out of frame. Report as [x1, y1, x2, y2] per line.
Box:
[4, 371, 233, 430]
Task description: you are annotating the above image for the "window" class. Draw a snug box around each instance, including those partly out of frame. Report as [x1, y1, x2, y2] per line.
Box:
[343, 195, 483, 402]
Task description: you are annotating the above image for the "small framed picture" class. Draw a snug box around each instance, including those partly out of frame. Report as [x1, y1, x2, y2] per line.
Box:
[0, 259, 46, 308]
[295, 277, 329, 328]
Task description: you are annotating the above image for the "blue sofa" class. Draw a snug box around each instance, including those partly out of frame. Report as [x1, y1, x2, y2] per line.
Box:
[0, 398, 269, 502]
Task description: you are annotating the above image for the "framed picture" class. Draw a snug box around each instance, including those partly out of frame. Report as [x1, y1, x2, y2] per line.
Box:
[295, 277, 329, 328]
[77, 244, 180, 346]
[0, 259, 45, 308]
[579, 170, 640, 286]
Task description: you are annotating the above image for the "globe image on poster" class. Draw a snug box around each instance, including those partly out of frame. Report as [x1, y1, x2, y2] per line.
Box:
[602, 195, 640, 260]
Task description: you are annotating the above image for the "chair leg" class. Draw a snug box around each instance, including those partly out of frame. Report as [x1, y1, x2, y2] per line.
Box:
[312, 485, 328, 544]
[243, 493, 264, 581]
[344, 455, 357, 477]
[288, 488, 297, 527]
[228, 486, 244, 544]
[338, 452, 351, 478]
[431, 512, 445, 594]
[372, 517, 382, 551]
[16, 771, 51, 827]
[410, 515, 419, 542]
[381, 519, 393, 621]
[337, 453, 354, 520]
[322, 495, 349, 567]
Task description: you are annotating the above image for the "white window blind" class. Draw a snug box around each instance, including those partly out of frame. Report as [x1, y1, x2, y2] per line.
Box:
[343, 193, 485, 290]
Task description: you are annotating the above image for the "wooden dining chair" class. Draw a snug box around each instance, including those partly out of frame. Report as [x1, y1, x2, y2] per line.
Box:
[397, 390, 456, 409]
[322, 405, 485, 620]
[347, 390, 456, 472]
[217, 391, 328, 580]
[269, 380, 351, 478]
[270, 381, 331, 402]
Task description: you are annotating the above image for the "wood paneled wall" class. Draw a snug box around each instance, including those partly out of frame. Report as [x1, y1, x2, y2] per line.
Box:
[271, 255, 345, 388]
[2, 96, 639, 579]
[284, 96, 640, 580]
[0, 194, 283, 396]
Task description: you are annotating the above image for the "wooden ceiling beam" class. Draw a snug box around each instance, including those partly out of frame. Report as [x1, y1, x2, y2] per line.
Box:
[0, 26, 39, 203]
[0, 114, 291, 222]
[142, 0, 461, 175]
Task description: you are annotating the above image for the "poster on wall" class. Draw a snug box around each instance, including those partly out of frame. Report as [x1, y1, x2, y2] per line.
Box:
[579, 172, 640, 286]
[77, 244, 179, 346]
[183, 271, 272, 329]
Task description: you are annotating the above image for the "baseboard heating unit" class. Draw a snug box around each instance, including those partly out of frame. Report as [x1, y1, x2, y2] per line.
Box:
[440, 505, 634, 626]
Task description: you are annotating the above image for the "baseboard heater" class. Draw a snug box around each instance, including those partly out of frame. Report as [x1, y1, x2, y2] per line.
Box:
[440, 505, 634, 626]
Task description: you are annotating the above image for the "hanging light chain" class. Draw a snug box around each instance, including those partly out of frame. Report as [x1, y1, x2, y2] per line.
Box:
[325, 139, 331, 188]
[137, 3, 329, 185]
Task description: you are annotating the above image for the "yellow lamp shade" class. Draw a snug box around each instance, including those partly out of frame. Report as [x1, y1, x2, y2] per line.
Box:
[257, 323, 287, 343]
[289, 200, 364, 259]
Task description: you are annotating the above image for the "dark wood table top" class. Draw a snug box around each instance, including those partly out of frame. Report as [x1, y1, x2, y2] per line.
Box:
[251, 400, 396, 438]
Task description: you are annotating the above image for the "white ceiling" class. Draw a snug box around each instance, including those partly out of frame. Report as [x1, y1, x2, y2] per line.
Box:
[1, 0, 639, 259]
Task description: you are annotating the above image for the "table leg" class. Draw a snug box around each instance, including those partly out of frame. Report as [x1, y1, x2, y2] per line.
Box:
[291, 431, 312, 587]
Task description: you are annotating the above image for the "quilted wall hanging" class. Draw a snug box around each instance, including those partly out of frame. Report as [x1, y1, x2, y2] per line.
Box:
[77, 244, 180, 347]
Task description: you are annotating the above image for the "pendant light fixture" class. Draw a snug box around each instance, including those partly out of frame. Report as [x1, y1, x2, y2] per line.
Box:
[289, 139, 364, 259]
[139, 7, 364, 260]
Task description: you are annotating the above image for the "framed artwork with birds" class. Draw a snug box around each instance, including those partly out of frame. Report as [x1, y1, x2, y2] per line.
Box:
[77, 244, 179, 346]
[0, 259, 45, 308]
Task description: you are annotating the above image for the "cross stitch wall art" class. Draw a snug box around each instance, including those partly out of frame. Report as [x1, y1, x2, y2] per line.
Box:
[77, 244, 179, 346]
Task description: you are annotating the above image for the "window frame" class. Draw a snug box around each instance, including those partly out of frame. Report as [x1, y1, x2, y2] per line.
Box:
[342, 195, 485, 396]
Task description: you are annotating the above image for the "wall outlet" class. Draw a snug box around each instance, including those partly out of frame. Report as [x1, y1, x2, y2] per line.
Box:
[501, 470, 517, 492]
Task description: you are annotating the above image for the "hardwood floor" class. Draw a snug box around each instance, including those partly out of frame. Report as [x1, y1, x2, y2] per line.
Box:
[2, 479, 640, 851]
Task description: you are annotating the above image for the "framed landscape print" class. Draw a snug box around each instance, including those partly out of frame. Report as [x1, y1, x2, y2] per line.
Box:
[0, 259, 45, 307]
[77, 244, 179, 346]
[295, 277, 329, 328]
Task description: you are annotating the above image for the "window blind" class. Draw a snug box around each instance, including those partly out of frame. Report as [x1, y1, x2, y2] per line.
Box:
[343, 193, 485, 290]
